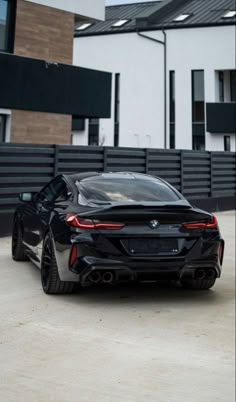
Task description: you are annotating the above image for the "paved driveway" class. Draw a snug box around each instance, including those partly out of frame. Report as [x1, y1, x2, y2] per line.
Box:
[0, 211, 235, 402]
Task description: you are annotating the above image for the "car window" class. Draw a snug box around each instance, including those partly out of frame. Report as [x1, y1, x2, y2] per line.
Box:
[77, 177, 180, 203]
[38, 177, 72, 204]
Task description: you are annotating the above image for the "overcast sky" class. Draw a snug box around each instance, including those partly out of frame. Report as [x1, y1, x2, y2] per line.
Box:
[105, 0, 158, 5]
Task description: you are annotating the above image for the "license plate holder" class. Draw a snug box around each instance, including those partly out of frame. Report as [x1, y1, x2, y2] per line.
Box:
[128, 238, 179, 255]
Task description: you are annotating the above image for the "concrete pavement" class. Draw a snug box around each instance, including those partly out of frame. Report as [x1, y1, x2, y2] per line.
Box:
[0, 211, 235, 402]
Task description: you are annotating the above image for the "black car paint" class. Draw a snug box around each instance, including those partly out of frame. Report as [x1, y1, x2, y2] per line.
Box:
[14, 172, 224, 285]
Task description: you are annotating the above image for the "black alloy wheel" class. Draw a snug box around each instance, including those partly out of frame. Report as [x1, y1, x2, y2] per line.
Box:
[41, 233, 75, 295]
[12, 219, 28, 261]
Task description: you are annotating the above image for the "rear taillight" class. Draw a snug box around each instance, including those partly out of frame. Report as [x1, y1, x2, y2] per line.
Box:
[66, 214, 125, 230]
[183, 215, 218, 229]
[69, 244, 77, 267]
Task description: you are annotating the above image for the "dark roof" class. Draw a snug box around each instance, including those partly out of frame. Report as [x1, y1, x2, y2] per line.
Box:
[75, 2, 162, 35]
[74, 0, 236, 37]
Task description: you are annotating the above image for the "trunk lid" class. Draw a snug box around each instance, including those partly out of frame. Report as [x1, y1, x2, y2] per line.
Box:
[77, 201, 210, 225]
[73, 202, 212, 257]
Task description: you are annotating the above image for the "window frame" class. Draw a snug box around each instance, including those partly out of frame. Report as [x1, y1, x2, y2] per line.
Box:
[173, 13, 192, 22]
[218, 71, 225, 102]
[111, 20, 129, 28]
[230, 70, 236, 102]
[114, 73, 120, 147]
[88, 118, 99, 146]
[191, 70, 206, 151]
[0, 114, 7, 142]
[224, 136, 231, 152]
[0, 0, 16, 53]
[169, 70, 175, 149]
[77, 176, 182, 204]
[37, 176, 74, 205]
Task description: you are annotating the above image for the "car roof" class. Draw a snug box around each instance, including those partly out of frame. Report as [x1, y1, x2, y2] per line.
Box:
[67, 172, 158, 182]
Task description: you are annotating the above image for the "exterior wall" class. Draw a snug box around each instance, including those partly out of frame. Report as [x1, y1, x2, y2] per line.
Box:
[14, 0, 74, 63]
[206, 133, 236, 152]
[24, 0, 105, 21]
[74, 25, 236, 151]
[72, 121, 88, 146]
[166, 26, 236, 151]
[73, 32, 165, 148]
[11, 0, 75, 144]
[11, 110, 71, 144]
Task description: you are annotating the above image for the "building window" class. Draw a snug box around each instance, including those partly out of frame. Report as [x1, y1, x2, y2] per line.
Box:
[0, 114, 7, 142]
[219, 71, 224, 102]
[76, 23, 92, 31]
[173, 13, 192, 22]
[88, 118, 99, 145]
[0, 0, 16, 52]
[114, 73, 120, 147]
[222, 10, 236, 19]
[169, 71, 175, 149]
[224, 136, 231, 152]
[192, 70, 205, 150]
[112, 20, 129, 28]
[230, 70, 236, 102]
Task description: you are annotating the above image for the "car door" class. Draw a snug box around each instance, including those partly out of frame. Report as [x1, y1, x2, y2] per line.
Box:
[22, 176, 71, 261]
[37, 177, 75, 262]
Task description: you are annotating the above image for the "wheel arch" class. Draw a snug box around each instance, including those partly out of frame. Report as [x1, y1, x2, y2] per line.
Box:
[42, 228, 79, 283]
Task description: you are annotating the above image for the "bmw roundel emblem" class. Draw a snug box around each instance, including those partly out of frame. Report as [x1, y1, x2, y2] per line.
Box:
[149, 220, 160, 229]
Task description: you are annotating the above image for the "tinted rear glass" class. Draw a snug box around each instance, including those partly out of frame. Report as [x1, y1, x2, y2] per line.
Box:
[78, 177, 180, 202]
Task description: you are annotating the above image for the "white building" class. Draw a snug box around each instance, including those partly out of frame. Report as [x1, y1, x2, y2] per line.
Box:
[73, 0, 236, 151]
[24, 0, 105, 21]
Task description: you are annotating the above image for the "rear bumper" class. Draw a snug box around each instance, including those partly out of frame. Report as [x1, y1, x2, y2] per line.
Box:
[70, 255, 222, 284]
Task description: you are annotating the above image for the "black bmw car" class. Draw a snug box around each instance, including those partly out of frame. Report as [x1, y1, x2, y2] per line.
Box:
[12, 172, 224, 294]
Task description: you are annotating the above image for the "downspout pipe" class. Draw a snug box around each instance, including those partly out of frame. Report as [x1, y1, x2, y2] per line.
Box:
[136, 29, 167, 149]
[162, 29, 167, 149]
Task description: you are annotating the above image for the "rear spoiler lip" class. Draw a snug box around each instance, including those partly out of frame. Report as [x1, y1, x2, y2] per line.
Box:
[107, 201, 191, 209]
[78, 200, 192, 217]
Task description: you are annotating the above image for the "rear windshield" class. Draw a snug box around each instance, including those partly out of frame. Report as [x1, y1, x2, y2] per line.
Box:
[77, 177, 180, 203]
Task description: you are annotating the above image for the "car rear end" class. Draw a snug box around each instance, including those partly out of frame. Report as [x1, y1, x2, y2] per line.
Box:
[66, 203, 224, 286]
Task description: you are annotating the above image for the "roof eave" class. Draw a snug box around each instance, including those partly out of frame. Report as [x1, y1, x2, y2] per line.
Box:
[74, 21, 236, 38]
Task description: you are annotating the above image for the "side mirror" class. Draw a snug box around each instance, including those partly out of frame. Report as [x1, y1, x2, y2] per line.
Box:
[19, 192, 34, 202]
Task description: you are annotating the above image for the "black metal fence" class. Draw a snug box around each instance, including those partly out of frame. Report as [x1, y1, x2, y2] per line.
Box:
[0, 143, 235, 215]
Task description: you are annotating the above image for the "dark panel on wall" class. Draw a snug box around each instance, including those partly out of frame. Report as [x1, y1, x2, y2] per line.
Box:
[0, 53, 112, 118]
[206, 102, 236, 134]
[72, 117, 85, 131]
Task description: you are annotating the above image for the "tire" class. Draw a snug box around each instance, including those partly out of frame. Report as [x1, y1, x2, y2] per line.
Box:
[12, 219, 28, 261]
[181, 278, 216, 290]
[41, 233, 75, 295]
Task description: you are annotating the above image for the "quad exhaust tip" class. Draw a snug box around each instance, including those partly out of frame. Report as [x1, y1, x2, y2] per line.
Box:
[195, 269, 206, 280]
[88, 271, 102, 284]
[195, 269, 216, 280]
[102, 271, 114, 284]
[88, 271, 114, 284]
[206, 268, 216, 279]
